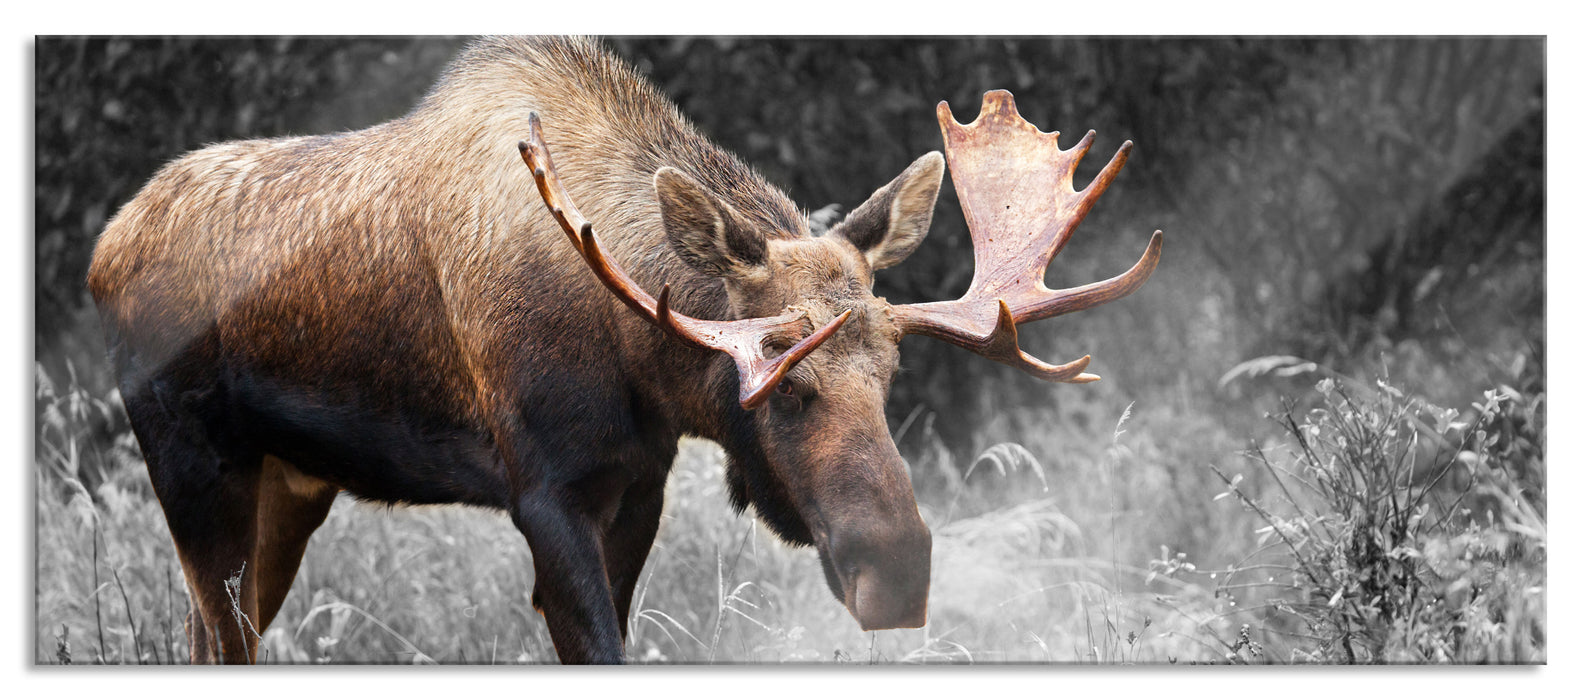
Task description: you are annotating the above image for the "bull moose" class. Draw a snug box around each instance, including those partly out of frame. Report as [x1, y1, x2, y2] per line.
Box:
[86, 37, 1162, 664]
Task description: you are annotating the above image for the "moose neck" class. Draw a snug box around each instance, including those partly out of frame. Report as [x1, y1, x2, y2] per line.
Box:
[402, 37, 811, 469]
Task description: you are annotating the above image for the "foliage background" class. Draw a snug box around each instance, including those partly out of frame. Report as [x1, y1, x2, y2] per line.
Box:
[33, 36, 1544, 664]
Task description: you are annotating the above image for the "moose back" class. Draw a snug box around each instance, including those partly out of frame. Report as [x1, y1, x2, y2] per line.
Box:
[87, 37, 1160, 664]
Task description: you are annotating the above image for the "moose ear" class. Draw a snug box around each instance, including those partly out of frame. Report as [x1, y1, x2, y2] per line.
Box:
[655, 167, 767, 278]
[829, 151, 944, 271]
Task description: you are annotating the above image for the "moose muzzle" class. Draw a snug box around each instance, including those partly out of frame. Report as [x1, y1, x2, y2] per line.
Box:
[822, 510, 933, 630]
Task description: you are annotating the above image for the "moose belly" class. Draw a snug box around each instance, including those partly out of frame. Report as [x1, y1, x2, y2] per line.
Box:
[231, 369, 508, 509]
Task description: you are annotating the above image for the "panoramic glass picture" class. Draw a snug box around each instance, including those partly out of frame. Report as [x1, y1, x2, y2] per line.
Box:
[34, 36, 1543, 664]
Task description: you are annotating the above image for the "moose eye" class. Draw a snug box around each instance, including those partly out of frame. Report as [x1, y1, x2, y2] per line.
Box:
[772, 379, 806, 413]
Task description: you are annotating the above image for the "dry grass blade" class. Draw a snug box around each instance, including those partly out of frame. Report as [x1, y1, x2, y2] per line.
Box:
[295, 599, 435, 664]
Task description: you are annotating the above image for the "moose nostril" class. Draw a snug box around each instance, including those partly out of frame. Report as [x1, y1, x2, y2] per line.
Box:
[852, 564, 930, 630]
[827, 520, 932, 630]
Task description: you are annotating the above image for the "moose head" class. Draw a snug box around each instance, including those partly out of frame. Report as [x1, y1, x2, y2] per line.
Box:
[520, 89, 1163, 631]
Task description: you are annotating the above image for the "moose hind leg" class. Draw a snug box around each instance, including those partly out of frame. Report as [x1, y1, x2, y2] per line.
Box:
[252, 456, 339, 632]
[156, 455, 264, 664]
[123, 387, 264, 664]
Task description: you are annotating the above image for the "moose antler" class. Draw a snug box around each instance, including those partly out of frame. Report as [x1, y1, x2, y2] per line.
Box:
[519, 113, 851, 410]
[891, 90, 1163, 382]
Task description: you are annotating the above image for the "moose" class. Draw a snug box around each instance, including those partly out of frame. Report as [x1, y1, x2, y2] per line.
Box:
[87, 37, 1161, 664]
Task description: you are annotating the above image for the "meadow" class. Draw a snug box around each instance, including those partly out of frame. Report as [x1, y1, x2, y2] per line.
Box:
[34, 351, 1545, 664]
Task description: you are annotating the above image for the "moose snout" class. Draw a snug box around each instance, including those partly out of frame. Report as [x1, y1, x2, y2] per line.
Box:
[827, 514, 933, 630]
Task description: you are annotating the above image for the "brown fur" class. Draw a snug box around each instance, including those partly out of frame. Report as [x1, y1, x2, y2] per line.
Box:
[87, 37, 941, 664]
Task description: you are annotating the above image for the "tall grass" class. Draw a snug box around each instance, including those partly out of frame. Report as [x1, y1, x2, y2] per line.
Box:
[1177, 367, 1545, 663]
[33, 358, 1544, 664]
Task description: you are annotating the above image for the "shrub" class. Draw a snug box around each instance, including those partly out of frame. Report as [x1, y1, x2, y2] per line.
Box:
[1209, 375, 1545, 663]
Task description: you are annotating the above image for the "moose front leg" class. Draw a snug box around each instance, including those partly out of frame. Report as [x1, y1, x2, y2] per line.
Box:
[601, 480, 666, 640]
[512, 487, 626, 664]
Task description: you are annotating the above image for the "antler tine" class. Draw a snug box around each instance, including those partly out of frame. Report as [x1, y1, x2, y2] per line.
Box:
[574, 221, 701, 347]
[1044, 138, 1131, 267]
[1082, 137, 1130, 198]
[983, 300, 1098, 382]
[1063, 130, 1095, 188]
[893, 90, 1163, 384]
[519, 114, 590, 258]
[1026, 229, 1163, 321]
[520, 112, 853, 409]
[655, 283, 676, 331]
[739, 308, 854, 409]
